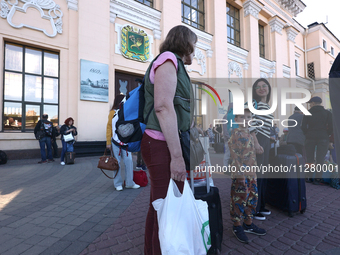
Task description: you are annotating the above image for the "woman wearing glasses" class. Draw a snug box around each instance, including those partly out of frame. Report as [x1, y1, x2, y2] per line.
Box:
[249, 78, 274, 221]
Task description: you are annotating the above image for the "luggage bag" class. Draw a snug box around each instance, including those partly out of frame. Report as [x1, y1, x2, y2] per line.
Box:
[65, 152, 76, 164]
[214, 133, 224, 154]
[190, 162, 223, 254]
[266, 153, 307, 217]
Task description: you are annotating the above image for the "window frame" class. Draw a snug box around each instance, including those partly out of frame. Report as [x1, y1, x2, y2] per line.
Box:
[227, 3, 241, 47]
[192, 82, 203, 126]
[259, 24, 265, 58]
[331, 46, 334, 56]
[134, 0, 153, 7]
[2, 42, 60, 132]
[181, 0, 205, 31]
[322, 39, 327, 50]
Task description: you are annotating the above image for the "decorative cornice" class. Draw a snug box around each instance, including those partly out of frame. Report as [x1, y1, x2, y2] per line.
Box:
[181, 23, 213, 51]
[295, 44, 305, 52]
[269, 16, 286, 35]
[295, 52, 301, 58]
[110, 0, 161, 33]
[283, 65, 291, 78]
[260, 57, 276, 77]
[153, 28, 161, 40]
[275, 0, 306, 17]
[227, 43, 249, 65]
[66, 0, 78, 11]
[286, 26, 299, 42]
[206, 49, 213, 58]
[296, 76, 312, 89]
[243, 0, 262, 19]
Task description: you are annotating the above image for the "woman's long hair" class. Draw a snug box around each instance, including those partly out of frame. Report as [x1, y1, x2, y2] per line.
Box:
[252, 78, 271, 103]
[111, 94, 125, 110]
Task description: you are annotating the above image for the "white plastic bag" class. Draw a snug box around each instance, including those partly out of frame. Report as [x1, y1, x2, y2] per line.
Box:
[152, 179, 211, 255]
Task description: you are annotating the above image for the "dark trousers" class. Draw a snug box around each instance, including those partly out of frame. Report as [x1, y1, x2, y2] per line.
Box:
[137, 151, 144, 166]
[52, 138, 58, 157]
[39, 136, 53, 161]
[329, 76, 340, 171]
[305, 139, 329, 179]
[255, 133, 270, 213]
[141, 133, 184, 255]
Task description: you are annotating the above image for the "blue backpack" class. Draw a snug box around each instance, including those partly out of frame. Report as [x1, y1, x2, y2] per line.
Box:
[112, 81, 153, 152]
[226, 100, 258, 135]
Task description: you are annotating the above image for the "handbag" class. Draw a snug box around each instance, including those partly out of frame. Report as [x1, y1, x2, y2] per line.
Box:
[35, 130, 45, 140]
[64, 133, 74, 142]
[180, 126, 205, 170]
[133, 170, 148, 187]
[97, 149, 119, 179]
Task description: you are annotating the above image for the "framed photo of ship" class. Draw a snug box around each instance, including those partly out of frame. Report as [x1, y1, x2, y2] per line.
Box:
[80, 59, 109, 102]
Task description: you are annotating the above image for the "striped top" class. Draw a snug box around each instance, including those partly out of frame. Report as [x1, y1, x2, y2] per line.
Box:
[248, 101, 274, 139]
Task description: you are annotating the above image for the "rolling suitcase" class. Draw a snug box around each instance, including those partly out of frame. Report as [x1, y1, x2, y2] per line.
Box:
[190, 163, 223, 254]
[214, 133, 224, 154]
[65, 152, 75, 164]
[266, 152, 307, 217]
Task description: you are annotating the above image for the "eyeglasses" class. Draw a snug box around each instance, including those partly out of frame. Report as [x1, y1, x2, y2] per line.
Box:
[255, 84, 268, 90]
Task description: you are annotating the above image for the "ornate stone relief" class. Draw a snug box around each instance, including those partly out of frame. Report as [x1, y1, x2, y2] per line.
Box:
[275, 0, 305, 17]
[260, 57, 276, 78]
[0, 0, 63, 37]
[260, 72, 268, 78]
[228, 61, 243, 85]
[269, 16, 285, 35]
[243, 0, 262, 19]
[286, 26, 298, 43]
[186, 48, 206, 76]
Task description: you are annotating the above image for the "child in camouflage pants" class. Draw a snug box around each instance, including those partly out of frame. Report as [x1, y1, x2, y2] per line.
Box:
[228, 108, 266, 243]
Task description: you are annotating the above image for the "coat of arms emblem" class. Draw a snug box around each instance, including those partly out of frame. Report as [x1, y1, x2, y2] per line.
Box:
[121, 25, 150, 62]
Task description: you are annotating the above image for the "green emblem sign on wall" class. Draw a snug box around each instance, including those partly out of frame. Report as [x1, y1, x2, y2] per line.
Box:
[121, 25, 150, 62]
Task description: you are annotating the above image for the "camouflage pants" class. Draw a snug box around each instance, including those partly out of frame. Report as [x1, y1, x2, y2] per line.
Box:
[230, 176, 258, 224]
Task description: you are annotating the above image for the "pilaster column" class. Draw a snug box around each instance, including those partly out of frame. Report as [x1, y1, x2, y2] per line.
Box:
[243, 0, 263, 78]
[269, 16, 286, 78]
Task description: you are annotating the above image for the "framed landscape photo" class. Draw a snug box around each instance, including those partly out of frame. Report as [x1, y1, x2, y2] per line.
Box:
[80, 59, 109, 102]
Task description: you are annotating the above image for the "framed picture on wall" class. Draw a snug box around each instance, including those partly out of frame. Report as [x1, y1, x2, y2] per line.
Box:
[80, 59, 109, 102]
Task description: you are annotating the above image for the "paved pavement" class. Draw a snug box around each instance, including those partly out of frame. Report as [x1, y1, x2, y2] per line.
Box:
[1, 151, 340, 255]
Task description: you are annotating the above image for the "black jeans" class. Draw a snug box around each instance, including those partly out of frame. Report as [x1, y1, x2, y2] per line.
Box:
[52, 138, 59, 157]
[305, 139, 329, 179]
[256, 133, 270, 213]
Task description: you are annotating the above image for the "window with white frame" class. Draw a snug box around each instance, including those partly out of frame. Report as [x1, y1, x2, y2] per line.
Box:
[323, 39, 327, 50]
[259, 24, 265, 58]
[192, 83, 203, 126]
[331, 46, 334, 56]
[3, 43, 59, 132]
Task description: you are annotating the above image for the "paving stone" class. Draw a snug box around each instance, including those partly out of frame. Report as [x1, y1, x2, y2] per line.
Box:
[20, 245, 48, 255]
[1, 243, 32, 255]
[24, 235, 46, 245]
[109, 241, 133, 253]
[301, 235, 322, 246]
[271, 241, 291, 251]
[40, 240, 72, 255]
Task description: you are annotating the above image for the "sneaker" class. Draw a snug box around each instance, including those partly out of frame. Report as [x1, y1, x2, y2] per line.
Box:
[141, 165, 147, 171]
[116, 186, 123, 191]
[38, 160, 47, 164]
[253, 213, 266, 221]
[243, 222, 266, 236]
[232, 225, 249, 243]
[136, 164, 143, 170]
[60, 162, 65, 165]
[260, 209, 271, 216]
[125, 184, 140, 189]
[48, 159, 55, 163]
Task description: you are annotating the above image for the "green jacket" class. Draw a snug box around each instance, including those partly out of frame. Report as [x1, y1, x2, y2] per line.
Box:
[143, 53, 193, 132]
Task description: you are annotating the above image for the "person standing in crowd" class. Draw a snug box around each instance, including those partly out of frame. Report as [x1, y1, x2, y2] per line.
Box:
[274, 123, 279, 140]
[279, 128, 289, 146]
[302, 96, 333, 185]
[222, 110, 230, 166]
[286, 107, 305, 156]
[136, 151, 147, 170]
[34, 114, 54, 164]
[248, 78, 273, 221]
[206, 124, 215, 145]
[141, 25, 196, 254]
[229, 107, 266, 244]
[51, 125, 60, 158]
[60, 117, 77, 165]
[106, 95, 140, 191]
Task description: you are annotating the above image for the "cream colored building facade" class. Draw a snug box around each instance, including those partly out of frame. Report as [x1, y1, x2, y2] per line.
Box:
[0, 0, 338, 156]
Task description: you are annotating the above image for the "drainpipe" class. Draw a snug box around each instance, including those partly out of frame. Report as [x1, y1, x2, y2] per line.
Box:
[304, 28, 315, 92]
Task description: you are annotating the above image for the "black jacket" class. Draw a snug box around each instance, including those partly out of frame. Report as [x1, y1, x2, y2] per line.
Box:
[34, 119, 53, 137]
[301, 105, 333, 140]
[60, 124, 78, 140]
